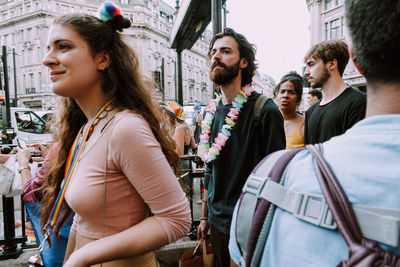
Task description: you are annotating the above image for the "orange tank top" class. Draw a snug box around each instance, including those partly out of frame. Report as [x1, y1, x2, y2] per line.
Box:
[285, 121, 305, 149]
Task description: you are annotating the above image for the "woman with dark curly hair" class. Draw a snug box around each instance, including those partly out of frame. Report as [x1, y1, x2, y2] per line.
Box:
[274, 71, 305, 149]
[40, 2, 191, 266]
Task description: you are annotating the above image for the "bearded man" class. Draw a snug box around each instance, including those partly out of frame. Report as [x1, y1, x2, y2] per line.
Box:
[196, 28, 285, 267]
[303, 40, 366, 144]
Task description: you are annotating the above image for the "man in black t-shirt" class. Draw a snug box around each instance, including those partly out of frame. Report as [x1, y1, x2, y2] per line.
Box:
[303, 40, 366, 144]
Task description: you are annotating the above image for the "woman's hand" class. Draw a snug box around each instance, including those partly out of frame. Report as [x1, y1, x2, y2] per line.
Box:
[16, 148, 31, 166]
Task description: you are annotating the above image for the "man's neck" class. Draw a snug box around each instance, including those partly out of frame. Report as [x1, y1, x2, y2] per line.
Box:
[366, 83, 400, 117]
[220, 76, 243, 105]
[320, 75, 347, 105]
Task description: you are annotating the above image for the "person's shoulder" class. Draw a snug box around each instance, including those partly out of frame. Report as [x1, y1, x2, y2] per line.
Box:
[306, 102, 319, 115]
[344, 87, 367, 106]
[111, 110, 150, 135]
[347, 87, 367, 99]
[249, 92, 278, 111]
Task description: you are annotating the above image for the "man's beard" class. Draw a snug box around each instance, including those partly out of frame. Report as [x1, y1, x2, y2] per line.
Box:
[311, 66, 330, 89]
[210, 60, 240, 86]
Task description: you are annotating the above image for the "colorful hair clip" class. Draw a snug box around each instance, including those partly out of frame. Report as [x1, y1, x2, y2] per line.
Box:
[98, 1, 122, 22]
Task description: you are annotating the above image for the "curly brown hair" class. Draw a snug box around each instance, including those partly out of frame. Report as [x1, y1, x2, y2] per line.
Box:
[304, 40, 349, 77]
[41, 13, 179, 237]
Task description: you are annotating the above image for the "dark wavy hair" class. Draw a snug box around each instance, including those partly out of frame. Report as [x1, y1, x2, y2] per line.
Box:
[208, 28, 257, 86]
[273, 71, 304, 105]
[41, 13, 179, 237]
[346, 0, 400, 86]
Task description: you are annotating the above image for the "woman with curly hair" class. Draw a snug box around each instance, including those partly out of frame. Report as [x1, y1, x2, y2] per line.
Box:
[40, 2, 191, 266]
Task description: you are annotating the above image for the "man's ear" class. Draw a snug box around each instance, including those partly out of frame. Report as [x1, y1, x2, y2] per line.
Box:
[240, 57, 248, 69]
[96, 51, 111, 71]
[349, 45, 364, 76]
[327, 59, 337, 72]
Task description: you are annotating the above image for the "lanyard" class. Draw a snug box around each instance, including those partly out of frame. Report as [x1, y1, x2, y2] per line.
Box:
[47, 100, 112, 228]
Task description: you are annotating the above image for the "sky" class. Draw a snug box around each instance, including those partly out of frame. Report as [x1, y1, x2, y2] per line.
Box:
[165, 0, 310, 83]
[225, 0, 310, 83]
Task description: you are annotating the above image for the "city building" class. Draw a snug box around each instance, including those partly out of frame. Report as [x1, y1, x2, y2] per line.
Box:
[0, 0, 275, 110]
[305, 0, 366, 92]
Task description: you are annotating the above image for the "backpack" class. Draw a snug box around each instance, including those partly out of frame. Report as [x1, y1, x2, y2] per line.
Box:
[235, 146, 400, 267]
[252, 94, 270, 126]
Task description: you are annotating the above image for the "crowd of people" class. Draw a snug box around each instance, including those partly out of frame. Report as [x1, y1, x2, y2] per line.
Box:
[5, 0, 399, 266]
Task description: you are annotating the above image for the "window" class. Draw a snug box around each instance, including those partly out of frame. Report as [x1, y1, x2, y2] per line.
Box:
[35, 26, 40, 39]
[325, 0, 332, 10]
[27, 28, 32, 40]
[15, 111, 46, 134]
[325, 17, 344, 40]
[23, 74, 26, 90]
[38, 72, 42, 90]
[325, 22, 329, 40]
[37, 47, 41, 64]
[29, 73, 34, 89]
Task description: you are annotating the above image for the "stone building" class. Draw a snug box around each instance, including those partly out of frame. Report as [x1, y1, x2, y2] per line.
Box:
[305, 0, 366, 92]
[0, 0, 274, 110]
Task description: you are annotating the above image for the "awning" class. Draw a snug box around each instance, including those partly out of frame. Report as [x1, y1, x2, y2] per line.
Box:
[170, 0, 225, 52]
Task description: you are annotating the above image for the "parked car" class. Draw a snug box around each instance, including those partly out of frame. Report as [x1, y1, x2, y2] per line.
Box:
[0, 107, 53, 145]
[35, 110, 55, 123]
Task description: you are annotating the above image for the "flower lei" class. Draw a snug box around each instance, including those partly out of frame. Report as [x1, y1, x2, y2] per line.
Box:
[198, 85, 254, 163]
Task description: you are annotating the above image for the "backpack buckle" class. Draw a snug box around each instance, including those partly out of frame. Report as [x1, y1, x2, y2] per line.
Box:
[242, 174, 268, 196]
[295, 193, 337, 230]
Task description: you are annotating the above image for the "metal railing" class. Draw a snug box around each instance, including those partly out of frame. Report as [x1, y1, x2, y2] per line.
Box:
[178, 154, 205, 238]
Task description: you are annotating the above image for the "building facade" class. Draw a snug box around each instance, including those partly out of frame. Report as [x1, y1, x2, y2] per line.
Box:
[0, 0, 274, 110]
[305, 0, 366, 92]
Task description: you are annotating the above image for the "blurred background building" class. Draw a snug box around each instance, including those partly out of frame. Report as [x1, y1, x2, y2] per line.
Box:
[0, 0, 275, 110]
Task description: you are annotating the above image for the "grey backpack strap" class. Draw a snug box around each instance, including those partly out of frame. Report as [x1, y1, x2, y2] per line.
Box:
[258, 179, 400, 247]
[236, 148, 304, 266]
[253, 95, 269, 126]
[236, 151, 286, 258]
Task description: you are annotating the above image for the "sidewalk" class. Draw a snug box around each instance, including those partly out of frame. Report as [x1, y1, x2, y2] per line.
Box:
[0, 247, 37, 267]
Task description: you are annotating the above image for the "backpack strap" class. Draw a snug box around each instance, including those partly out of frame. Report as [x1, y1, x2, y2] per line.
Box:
[235, 148, 304, 266]
[252, 95, 270, 126]
[256, 176, 400, 247]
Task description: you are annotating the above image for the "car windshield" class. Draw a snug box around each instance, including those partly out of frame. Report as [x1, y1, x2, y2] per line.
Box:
[15, 111, 47, 134]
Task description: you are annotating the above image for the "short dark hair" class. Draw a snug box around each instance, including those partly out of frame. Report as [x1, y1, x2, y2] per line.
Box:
[273, 71, 304, 105]
[309, 89, 322, 100]
[304, 40, 349, 76]
[345, 0, 400, 85]
[208, 28, 257, 86]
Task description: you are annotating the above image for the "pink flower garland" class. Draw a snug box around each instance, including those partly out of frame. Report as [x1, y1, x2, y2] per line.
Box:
[198, 85, 254, 163]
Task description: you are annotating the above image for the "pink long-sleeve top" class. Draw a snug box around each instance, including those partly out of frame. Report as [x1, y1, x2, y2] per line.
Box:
[64, 110, 191, 243]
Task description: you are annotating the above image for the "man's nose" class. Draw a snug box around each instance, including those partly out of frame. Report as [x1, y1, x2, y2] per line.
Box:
[212, 51, 222, 62]
[304, 67, 310, 76]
